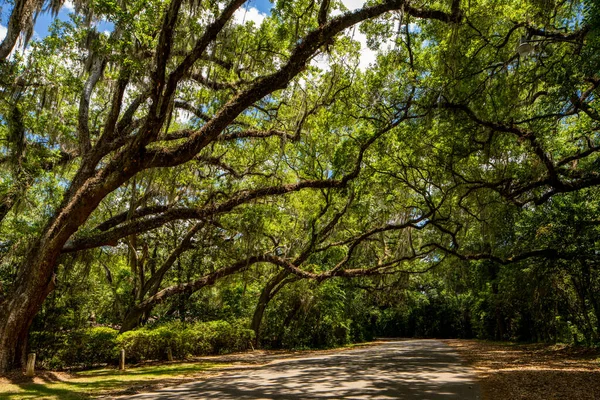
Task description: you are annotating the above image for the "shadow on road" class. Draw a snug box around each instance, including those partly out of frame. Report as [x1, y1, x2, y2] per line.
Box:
[129, 340, 480, 399]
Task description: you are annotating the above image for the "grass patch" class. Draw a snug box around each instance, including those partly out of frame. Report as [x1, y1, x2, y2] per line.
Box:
[0, 362, 222, 399]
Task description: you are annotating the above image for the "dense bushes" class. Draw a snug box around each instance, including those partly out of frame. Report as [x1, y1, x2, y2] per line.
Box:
[117, 320, 254, 362]
[29, 320, 254, 369]
[30, 327, 119, 369]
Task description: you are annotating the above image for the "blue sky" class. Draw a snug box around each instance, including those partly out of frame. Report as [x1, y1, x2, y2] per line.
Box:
[0, 0, 274, 40]
[0, 0, 386, 70]
[245, 0, 273, 14]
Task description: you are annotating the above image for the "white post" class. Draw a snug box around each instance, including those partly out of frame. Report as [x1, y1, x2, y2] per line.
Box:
[25, 353, 36, 377]
[167, 347, 173, 362]
[119, 348, 125, 370]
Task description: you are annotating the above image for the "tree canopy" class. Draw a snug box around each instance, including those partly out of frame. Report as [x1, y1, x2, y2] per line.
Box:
[0, 0, 599, 372]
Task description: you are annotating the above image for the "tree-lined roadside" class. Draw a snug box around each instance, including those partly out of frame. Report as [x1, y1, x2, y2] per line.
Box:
[3, 339, 600, 399]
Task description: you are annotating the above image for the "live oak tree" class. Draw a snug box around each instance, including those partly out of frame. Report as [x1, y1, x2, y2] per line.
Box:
[0, 0, 464, 371]
[1, 0, 599, 371]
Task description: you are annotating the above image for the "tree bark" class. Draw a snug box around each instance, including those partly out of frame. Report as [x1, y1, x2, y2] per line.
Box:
[0, 0, 38, 60]
[119, 255, 267, 332]
[0, 160, 136, 371]
[250, 270, 295, 345]
[0, 243, 60, 371]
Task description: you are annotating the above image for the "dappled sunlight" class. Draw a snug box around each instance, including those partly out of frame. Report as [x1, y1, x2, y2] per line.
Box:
[129, 340, 480, 399]
[0, 362, 220, 399]
[446, 339, 600, 399]
[76, 363, 220, 378]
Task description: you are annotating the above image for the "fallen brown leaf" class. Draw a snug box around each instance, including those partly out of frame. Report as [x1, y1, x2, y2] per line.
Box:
[445, 339, 600, 400]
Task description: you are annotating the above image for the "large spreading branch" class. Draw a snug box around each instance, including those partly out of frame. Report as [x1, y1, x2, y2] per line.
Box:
[441, 102, 560, 185]
[432, 243, 597, 265]
[62, 179, 346, 252]
[65, 99, 416, 253]
[120, 254, 270, 332]
[120, 234, 433, 332]
[46, 0, 460, 257]
[439, 101, 600, 205]
[137, 0, 460, 170]
[140, 221, 206, 299]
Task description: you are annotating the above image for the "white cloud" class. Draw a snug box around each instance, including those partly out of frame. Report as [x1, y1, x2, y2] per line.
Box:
[331, 1, 394, 70]
[63, 0, 75, 11]
[332, 0, 366, 16]
[310, 53, 331, 72]
[347, 17, 405, 71]
[340, 0, 366, 11]
[348, 26, 377, 71]
[233, 7, 266, 27]
[308, 26, 377, 72]
[0, 24, 6, 41]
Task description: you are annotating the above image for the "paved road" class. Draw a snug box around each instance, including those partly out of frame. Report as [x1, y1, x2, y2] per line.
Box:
[127, 339, 481, 399]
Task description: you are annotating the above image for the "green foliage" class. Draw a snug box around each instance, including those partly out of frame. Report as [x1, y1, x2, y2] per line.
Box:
[29, 327, 119, 369]
[261, 280, 367, 349]
[29, 320, 254, 369]
[116, 320, 255, 362]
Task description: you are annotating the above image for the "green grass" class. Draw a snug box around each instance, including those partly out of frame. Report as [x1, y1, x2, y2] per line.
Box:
[0, 362, 222, 399]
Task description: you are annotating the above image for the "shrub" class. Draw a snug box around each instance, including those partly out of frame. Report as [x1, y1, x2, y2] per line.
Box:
[29, 327, 119, 369]
[116, 320, 255, 362]
[29, 320, 254, 369]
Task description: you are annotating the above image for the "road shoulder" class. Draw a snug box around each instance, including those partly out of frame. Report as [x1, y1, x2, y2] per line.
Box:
[445, 339, 600, 400]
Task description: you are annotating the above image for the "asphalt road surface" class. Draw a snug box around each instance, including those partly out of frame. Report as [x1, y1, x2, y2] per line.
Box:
[127, 339, 481, 399]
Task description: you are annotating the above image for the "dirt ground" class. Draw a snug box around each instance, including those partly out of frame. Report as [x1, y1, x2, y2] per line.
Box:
[444, 339, 600, 400]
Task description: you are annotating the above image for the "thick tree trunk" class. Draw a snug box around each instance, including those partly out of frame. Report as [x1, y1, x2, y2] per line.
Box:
[250, 292, 270, 344]
[0, 241, 79, 371]
[0, 162, 136, 371]
[0, 242, 60, 371]
[120, 304, 149, 333]
[250, 271, 299, 346]
[0, 194, 18, 224]
[250, 271, 289, 343]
